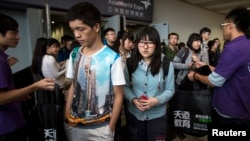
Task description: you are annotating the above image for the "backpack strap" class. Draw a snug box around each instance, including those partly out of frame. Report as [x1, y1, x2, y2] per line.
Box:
[181, 48, 190, 63]
[174, 48, 189, 80]
[126, 58, 133, 82]
[71, 47, 80, 62]
[162, 56, 170, 80]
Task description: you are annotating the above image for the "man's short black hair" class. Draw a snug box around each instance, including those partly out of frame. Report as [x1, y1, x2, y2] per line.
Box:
[225, 7, 250, 34]
[199, 27, 211, 35]
[103, 28, 115, 36]
[0, 13, 18, 36]
[67, 2, 101, 28]
[168, 32, 179, 40]
[61, 35, 74, 42]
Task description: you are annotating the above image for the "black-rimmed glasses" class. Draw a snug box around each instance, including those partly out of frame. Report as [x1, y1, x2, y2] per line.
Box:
[138, 41, 155, 48]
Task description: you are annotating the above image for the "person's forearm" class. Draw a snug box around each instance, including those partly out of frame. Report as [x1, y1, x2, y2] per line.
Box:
[194, 73, 215, 87]
[109, 86, 123, 131]
[0, 83, 37, 105]
[208, 65, 215, 71]
[65, 83, 74, 117]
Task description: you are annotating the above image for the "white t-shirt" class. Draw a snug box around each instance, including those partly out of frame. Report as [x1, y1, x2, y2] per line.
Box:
[66, 46, 125, 119]
[42, 54, 65, 88]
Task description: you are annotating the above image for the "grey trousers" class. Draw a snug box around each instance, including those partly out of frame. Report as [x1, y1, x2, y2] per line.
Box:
[64, 122, 114, 141]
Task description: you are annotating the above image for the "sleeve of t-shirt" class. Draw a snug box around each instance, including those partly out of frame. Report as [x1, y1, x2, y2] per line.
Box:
[46, 55, 65, 78]
[208, 72, 226, 87]
[111, 57, 126, 86]
[214, 47, 240, 79]
[66, 52, 74, 79]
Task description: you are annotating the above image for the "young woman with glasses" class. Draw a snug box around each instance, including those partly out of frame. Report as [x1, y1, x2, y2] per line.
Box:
[123, 26, 175, 141]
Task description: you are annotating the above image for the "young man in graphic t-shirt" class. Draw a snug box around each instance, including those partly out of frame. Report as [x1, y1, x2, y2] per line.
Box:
[64, 2, 125, 141]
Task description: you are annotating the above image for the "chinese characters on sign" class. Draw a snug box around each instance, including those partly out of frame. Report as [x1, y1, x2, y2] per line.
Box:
[0, 0, 154, 22]
[106, 0, 153, 22]
[174, 110, 191, 128]
[174, 110, 212, 131]
[44, 128, 56, 141]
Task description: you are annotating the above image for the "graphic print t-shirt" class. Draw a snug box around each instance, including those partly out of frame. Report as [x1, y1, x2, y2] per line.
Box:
[66, 46, 125, 120]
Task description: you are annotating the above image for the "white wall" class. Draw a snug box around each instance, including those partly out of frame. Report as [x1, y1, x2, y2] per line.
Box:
[1, 10, 30, 73]
[153, 0, 224, 43]
[1, 8, 43, 73]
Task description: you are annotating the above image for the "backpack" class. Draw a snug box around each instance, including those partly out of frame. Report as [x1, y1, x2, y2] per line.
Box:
[71, 47, 80, 62]
[126, 56, 170, 82]
[162, 56, 170, 79]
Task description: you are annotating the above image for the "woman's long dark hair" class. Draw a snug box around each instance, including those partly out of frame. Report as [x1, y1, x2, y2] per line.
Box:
[112, 30, 134, 53]
[47, 38, 60, 48]
[31, 37, 47, 77]
[128, 26, 162, 76]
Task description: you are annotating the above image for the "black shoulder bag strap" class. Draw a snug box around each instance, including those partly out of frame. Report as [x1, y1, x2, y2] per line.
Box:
[162, 56, 170, 80]
[182, 48, 190, 63]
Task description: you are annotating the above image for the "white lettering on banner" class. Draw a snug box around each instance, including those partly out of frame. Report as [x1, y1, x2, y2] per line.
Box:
[183, 119, 191, 128]
[107, 0, 152, 18]
[174, 110, 191, 128]
[173, 110, 212, 131]
[108, 0, 151, 11]
[140, 0, 151, 9]
[108, 0, 133, 8]
[44, 128, 57, 141]
[133, 4, 144, 11]
[212, 129, 247, 136]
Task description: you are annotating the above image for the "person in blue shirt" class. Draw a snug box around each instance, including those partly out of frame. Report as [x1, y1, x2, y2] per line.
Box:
[123, 26, 175, 141]
[103, 27, 116, 49]
[58, 35, 74, 63]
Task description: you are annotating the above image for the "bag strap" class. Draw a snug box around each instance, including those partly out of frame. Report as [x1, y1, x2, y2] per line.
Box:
[174, 48, 190, 84]
[126, 57, 133, 82]
[162, 56, 170, 80]
[71, 47, 80, 63]
[181, 48, 190, 63]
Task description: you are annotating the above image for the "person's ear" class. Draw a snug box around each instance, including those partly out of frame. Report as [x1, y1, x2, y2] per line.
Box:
[93, 23, 100, 33]
[120, 39, 123, 44]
